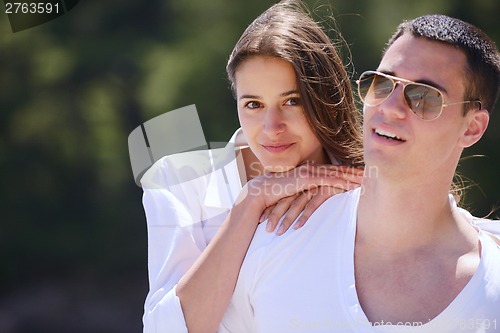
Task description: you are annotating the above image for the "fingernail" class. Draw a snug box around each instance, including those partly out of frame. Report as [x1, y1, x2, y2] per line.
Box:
[294, 219, 303, 229]
[260, 213, 267, 223]
[266, 220, 273, 232]
[277, 225, 285, 235]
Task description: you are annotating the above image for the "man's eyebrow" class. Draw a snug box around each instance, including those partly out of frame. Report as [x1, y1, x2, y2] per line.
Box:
[382, 70, 448, 94]
[416, 79, 448, 94]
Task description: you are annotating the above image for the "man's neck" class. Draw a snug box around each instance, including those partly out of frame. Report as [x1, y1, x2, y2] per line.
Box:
[354, 173, 481, 323]
[356, 176, 458, 250]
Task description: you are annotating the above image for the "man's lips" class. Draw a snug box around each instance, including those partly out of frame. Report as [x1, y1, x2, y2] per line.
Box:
[373, 128, 406, 142]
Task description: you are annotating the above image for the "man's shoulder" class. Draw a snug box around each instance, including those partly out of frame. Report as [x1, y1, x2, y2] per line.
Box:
[235, 189, 360, 306]
[248, 188, 360, 255]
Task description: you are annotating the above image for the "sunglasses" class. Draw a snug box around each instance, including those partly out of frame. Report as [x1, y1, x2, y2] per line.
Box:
[356, 71, 482, 121]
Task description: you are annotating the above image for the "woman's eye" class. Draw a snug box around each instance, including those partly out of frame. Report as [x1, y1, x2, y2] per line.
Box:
[245, 101, 262, 109]
[284, 97, 301, 106]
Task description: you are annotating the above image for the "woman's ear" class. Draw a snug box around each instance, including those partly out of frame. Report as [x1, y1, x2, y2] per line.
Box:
[460, 109, 489, 148]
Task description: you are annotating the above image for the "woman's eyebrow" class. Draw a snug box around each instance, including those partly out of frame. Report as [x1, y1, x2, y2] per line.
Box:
[280, 89, 300, 97]
[239, 90, 299, 100]
[238, 94, 260, 100]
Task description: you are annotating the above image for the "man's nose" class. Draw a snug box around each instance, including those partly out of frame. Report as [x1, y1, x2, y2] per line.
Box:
[378, 83, 408, 119]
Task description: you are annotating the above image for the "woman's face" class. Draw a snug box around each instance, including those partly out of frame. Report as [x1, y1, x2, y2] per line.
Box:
[235, 56, 326, 173]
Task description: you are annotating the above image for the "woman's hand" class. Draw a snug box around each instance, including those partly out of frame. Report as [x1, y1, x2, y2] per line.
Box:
[257, 164, 364, 234]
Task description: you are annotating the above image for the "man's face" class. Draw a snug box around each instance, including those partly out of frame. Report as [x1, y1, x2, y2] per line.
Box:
[362, 33, 474, 180]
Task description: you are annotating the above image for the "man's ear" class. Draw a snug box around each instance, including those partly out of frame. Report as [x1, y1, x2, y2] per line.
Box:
[460, 109, 489, 148]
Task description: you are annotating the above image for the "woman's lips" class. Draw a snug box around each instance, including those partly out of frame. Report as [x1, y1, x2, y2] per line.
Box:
[262, 143, 294, 153]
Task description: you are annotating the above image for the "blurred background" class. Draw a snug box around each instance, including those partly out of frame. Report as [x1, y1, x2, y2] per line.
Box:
[0, 0, 498, 332]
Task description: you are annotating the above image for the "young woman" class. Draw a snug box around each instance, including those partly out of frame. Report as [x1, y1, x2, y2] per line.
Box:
[141, 1, 364, 332]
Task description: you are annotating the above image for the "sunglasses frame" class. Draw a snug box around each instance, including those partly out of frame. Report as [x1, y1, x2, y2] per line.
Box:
[356, 70, 482, 121]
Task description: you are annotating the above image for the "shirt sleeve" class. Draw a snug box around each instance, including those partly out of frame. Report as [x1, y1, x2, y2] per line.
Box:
[218, 225, 271, 333]
[218, 267, 257, 333]
[140, 142, 240, 333]
[141, 160, 209, 333]
[473, 218, 500, 236]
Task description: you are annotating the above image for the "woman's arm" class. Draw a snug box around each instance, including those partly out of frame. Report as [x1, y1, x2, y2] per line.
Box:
[141, 150, 230, 333]
[176, 187, 264, 333]
[142, 183, 210, 332]
[141, 170, 260, 333]
[142, 158, 361, 333]
[175, 163, 361, 333]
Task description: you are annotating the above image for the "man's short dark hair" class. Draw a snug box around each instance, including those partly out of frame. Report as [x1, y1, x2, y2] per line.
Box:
[386, 14, 500, 113]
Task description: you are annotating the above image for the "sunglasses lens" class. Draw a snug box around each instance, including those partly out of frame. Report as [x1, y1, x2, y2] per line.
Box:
[404, 84, 443, 120]
[358, 72, 394, 106]
[358, 71, 446, 120]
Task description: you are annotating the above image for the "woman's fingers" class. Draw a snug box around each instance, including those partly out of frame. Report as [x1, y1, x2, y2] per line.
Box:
[275, 192, 311, 235]
[259, 205, 274, 224]
[265, 195, 297, 232]
[248, 164, 364, 209]
[307, 165, 364, 189]
[293, 186, 346, 229]
[262, 170, 364, 235]
[269, 185, 352, 235]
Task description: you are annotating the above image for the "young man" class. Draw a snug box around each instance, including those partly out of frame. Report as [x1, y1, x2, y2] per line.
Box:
[219, 14, 500, 332]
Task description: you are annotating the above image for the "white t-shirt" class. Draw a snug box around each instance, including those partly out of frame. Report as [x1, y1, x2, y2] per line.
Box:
[220, 188, 500, 333]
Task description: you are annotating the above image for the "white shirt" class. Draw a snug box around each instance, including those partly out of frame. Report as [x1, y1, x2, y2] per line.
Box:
[141, 130, 244, 333]
[220, 188, 500, 333]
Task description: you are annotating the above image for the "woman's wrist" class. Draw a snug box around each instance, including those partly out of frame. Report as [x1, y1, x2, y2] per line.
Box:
[235, 178, 265, 206]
